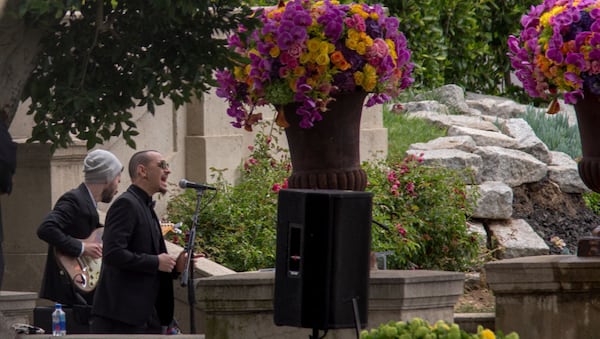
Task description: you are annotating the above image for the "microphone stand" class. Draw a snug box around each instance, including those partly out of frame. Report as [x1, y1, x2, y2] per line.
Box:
[180, 187, 205, 334]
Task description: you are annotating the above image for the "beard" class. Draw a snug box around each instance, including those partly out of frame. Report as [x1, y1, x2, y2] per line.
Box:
[100, 186, 116, 203]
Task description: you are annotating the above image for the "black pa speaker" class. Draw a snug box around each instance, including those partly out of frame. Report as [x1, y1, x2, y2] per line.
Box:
[273, 189, 372, 330]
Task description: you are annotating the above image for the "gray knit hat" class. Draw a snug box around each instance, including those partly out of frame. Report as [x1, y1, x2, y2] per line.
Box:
[83, 150, 123, 183]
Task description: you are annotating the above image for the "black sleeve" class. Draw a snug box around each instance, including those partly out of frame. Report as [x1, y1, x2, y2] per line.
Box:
[0, 121, 16, 195]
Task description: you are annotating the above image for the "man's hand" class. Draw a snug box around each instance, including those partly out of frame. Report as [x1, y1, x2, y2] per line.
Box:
[175, 251, 188, 273]
[81, 241, 102, 259]
[158, 253, 176, 272]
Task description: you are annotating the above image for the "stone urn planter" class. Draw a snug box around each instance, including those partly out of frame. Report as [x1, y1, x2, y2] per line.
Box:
[283, 91, 368, 191]
[574, 91, 600, 192]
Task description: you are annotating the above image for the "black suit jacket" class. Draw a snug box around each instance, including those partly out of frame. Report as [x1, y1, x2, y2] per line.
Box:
[37, 183, 101, 305]
[91, 185, 174, 327]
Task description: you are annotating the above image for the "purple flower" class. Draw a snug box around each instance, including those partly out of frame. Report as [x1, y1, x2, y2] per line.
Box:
[508, 0, 600, 104]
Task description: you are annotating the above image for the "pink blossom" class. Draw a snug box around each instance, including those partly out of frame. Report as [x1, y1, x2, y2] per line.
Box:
[395, 224, 407, 237]
[406, 182, 415, 195]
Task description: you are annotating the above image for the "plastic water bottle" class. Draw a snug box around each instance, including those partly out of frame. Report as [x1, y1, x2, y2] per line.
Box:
[51, 303, 66, 336]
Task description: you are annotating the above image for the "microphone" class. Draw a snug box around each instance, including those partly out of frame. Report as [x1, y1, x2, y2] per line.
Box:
[178, 179, 216, 191]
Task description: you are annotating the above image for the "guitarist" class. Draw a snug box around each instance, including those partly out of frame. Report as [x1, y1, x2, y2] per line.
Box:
[37, 149, 123, 309]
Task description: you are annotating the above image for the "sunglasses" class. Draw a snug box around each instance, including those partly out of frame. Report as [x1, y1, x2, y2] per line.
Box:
[158, 160, 170, 170]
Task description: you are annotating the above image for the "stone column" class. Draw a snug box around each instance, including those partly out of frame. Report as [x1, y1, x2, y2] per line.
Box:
[0, 143, 86, 295]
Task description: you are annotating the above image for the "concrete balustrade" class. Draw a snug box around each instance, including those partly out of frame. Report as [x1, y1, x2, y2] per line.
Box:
[196, 270, 464, 339]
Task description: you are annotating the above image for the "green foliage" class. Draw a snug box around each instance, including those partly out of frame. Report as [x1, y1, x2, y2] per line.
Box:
[385, 0, 447, 89]
[361, 0, 539, 96]
[361, 317, 519, 339]
[167, 119, 482, 272]
[166, 125, 290, 271]
[583, 191, 600, 215]
[365, 155, 481, 271]
[519, 106, 581, 159]
[19, 0, 260, 151]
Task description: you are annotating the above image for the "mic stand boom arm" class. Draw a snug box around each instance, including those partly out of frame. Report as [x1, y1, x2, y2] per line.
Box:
[180, 188, 204, 334]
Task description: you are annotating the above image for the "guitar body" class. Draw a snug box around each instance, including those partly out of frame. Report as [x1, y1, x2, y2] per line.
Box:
[55, 227, 103, 294]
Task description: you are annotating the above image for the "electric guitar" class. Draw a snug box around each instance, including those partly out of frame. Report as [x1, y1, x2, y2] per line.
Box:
[55, 227, 103, 294]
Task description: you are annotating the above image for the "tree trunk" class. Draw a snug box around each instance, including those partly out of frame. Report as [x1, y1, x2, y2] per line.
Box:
[0, 0, 43, 126]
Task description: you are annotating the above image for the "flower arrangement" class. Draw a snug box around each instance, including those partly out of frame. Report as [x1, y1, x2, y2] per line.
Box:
[215, 0, 414, 131]
[508, 0, 600, 109]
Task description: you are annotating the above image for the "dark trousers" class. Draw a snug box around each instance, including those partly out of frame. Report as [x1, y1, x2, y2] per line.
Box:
[89, 313, 161, 334]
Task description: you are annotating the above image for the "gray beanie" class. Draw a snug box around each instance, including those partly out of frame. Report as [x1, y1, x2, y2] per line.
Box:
[83, 150, 123, 183]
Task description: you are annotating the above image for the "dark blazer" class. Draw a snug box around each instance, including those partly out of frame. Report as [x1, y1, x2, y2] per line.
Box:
[91, 185, 174, 327]
[37, 183, 101, 306]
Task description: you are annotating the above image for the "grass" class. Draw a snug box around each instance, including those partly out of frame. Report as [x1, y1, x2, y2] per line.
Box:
[383, 107, 446, 160]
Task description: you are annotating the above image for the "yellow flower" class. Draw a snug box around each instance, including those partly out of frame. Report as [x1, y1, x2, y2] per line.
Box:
[269, 46, 280, 58]
[350, 4, 368, 19]
[307, 38, 321, 53]
[321, 41, 334, 54]
[299, 52, 311, 64]
[293, 66, 306, 77]
[479, 328, 496, 339]
[540, 6, 566, 27]
[346, 38, 358, 50]
[315, 52, 330, 66]
[354, 71, 364, 87]
[356, 41, 367, 55]
[386, 39, 398, 61]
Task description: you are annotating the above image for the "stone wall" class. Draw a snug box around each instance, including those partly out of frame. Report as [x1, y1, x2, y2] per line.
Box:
[401, 84, 588, 259]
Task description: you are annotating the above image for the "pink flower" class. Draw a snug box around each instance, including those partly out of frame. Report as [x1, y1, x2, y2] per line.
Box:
[395, 224, 407, 237]
[406, 182, 415, 195]
[366, 38, 389, 65]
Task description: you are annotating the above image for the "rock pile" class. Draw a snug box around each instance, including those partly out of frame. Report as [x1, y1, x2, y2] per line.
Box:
[398, 84, 599, 258]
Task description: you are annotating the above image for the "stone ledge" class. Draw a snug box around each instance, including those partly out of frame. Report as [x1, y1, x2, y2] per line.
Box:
[197, 269, 464, 339]
[454, 312, 495, 333]
[485, 254, 600, 293]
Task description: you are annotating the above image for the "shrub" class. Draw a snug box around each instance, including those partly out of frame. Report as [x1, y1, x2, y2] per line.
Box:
[361, 317, 519, 339]
[167, 126, 482, 272]
[365, 155, 481, 271]
[519, 106, 581, 159]
[166, 126, 290, 271]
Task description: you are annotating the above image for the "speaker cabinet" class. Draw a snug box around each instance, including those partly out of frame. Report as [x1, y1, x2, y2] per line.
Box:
[274, 189, 372, 330]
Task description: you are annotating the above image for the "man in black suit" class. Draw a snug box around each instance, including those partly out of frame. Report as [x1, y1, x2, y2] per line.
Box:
[90, 150, 187, 334]
[0, 120, 16, 290]
[37, 149, 123, 306]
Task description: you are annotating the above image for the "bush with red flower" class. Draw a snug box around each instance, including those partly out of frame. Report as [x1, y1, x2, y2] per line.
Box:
[365, 155, 481, 271]
[215, 0, 414, 131]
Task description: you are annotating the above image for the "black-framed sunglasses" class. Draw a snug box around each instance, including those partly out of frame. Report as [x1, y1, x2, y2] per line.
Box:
[158, 160, 170, 170]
